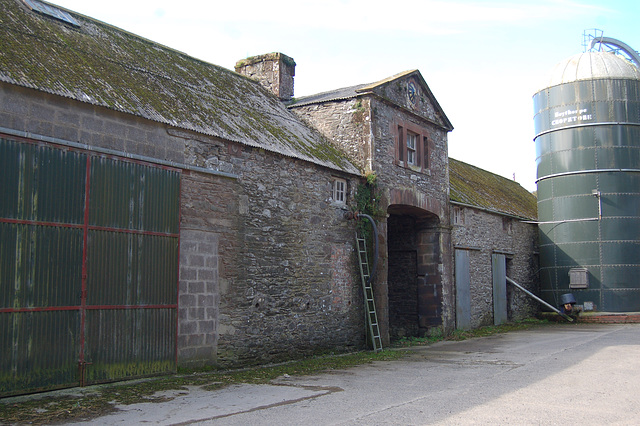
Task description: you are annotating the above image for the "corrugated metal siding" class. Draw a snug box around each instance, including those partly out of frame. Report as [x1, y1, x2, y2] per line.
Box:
[1, 223, 83, 308]
[0, 138, 87, 224]
[89, 158, 180, 234]
[84, 157, 179, 383]
[0, 311, 80, 396]
[1, 138, 85, 395]
[87, 232, 178, 306]
[84, 308, 176, 384]
[1, 136, 180, 396]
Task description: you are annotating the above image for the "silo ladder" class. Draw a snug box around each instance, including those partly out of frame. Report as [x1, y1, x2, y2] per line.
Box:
[356, 233, 382, 352]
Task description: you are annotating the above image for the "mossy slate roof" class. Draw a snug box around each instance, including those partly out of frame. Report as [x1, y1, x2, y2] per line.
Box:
[0, 0, 358, 173]
[449, 158, 537, 220]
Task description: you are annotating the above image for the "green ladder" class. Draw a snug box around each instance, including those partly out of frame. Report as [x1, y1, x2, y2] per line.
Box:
[356, 233, 382, 352]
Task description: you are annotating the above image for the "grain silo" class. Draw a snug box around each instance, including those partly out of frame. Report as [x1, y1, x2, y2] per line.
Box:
[533, 45, 640, 313]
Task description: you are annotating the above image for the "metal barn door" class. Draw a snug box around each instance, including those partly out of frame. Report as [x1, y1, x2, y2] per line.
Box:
[455, 249, 471, 330]
[492, 253, 508, 325]
[83, 156, 180, 385]
[0, 137, 180, 396]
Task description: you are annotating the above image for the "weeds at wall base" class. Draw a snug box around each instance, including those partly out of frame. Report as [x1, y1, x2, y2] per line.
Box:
[0, 318, 551, 424]
[391, 318, 551, 347]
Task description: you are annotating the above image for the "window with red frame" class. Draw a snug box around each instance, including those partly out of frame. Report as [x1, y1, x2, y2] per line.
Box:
[396, 123, 430, 172]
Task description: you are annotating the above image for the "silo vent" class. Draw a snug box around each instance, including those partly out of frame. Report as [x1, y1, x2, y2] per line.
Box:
[569, 268, 589, 289]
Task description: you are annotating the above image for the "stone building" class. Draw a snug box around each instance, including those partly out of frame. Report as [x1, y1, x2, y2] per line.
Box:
[0, 0, 538, 397]
[0, 0, 362, 396]
[282, 69, 456, 341]
[266, 60, 539, 339]
[449, 159, 539, 329]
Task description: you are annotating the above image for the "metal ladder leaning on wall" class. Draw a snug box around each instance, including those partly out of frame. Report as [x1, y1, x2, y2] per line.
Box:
[356, 233, 382, 352]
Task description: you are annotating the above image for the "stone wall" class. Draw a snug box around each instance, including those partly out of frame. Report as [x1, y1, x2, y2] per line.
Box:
[181, 135, 364, 365]
[292, 98, 371, 171]
[178, 168, 244, 367]
[1, 83, 365, 369]
[291, 74, 455, 339]
[452, 204, 539, 328]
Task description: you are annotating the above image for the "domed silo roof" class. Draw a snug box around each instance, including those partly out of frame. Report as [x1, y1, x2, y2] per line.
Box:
[539, 51, 640, 90]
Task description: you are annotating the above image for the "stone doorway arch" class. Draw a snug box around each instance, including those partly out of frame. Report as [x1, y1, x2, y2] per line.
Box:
[387, 204, 442, 339]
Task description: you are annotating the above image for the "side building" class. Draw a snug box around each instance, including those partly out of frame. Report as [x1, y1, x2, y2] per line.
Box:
[449, 159, 539, 329]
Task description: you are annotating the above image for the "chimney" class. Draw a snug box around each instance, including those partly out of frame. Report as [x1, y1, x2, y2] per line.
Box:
[235, 52, 295, 101]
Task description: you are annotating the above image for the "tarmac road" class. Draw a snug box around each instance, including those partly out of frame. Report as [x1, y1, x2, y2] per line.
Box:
[80, 323, 640, 425]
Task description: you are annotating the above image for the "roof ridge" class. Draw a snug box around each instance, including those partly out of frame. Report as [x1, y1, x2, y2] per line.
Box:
[450, 157, 522, 186]
[355, 70, 418, 92]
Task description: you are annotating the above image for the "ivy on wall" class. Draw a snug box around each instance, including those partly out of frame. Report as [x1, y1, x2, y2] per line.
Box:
[354, 171, 382, 248]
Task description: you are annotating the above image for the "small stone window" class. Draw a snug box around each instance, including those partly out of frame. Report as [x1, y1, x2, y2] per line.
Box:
[453, 207, 464, 225]
[502, 217, 513, 235]
[332, 178, 347, 204]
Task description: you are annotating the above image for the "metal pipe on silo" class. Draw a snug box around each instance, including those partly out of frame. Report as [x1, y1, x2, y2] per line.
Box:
[533, 50, 640, 313]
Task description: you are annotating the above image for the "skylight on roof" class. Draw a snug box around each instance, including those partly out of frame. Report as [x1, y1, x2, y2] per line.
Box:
[22, 0, 80, 27]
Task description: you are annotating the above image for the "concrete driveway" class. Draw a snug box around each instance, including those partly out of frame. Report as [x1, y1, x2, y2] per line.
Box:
[79, 323, 640, 425]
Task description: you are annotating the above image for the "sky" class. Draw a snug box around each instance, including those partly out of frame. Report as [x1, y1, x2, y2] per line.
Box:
[49, 0, 640, 192]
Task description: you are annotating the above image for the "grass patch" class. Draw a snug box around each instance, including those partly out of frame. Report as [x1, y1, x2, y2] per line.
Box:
[448, 318, 552, 341]
[392, 318, 551, 347]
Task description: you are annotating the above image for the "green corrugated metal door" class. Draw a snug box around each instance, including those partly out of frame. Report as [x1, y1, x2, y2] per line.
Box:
[0, 136, 180, 396]
[1, 138, 85, 396]
[83, 157, 180, 384]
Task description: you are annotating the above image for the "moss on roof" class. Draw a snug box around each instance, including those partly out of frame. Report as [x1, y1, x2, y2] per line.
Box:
[449, 158, 537, 220]
[0, 0, 358, 173]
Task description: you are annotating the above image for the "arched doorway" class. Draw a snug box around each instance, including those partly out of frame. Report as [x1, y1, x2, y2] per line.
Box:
[387, 205, 442, 339]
